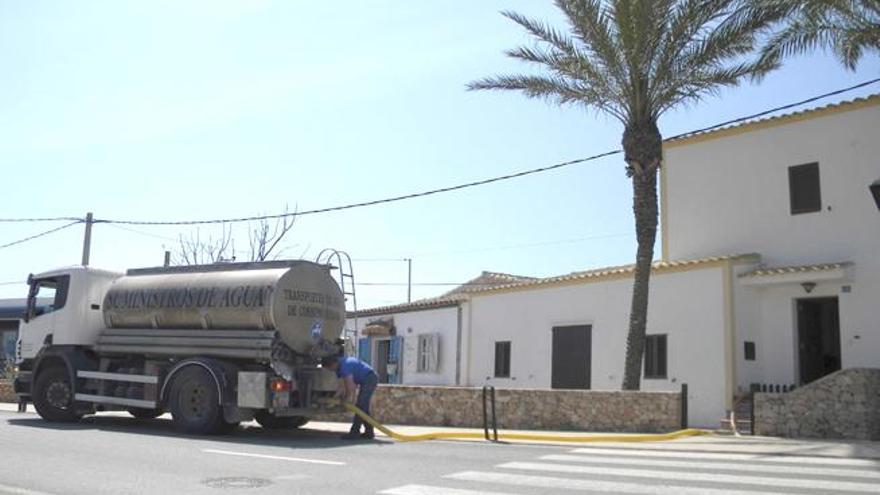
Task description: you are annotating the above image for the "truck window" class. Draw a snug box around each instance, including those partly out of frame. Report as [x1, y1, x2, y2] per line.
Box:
[26, 276, 70, 320]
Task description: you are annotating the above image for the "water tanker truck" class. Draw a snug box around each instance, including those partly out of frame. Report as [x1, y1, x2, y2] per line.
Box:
[13, 259, 347, 434]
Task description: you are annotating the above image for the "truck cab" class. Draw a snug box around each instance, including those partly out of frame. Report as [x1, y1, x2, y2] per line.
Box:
[18, 267, 120, 362]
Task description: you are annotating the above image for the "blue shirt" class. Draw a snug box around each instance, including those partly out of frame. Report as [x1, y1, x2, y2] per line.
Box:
[336, 356, 374, 385]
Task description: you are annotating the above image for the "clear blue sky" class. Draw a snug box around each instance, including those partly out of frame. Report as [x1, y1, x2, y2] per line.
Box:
[1, 1, 878, 308]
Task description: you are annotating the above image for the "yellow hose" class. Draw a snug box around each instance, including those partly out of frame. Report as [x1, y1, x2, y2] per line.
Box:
[341, 403, 710, 443]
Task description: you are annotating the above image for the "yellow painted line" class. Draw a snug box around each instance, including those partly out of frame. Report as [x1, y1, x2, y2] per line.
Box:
[342, 403, 710, 443]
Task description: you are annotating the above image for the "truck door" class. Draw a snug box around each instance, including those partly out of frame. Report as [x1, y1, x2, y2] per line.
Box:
[18, 276, 70, 360]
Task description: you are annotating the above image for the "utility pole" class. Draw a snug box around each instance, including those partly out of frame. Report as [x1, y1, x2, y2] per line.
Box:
[406, 258, 412, 303]
[81, 212, 94, 266]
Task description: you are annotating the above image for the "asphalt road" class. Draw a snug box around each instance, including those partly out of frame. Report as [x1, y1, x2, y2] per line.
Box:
[2, 409, 879, 495]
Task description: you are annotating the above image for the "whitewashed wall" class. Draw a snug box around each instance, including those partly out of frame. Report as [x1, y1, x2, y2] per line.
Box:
[347, 306, 460, 386]
[665, 103, 880, 379]
[732, 266, 765, 390]
[464, 266, 728, 428]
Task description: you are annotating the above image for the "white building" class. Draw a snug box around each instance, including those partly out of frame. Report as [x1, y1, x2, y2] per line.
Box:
[663, 95, 880, 397]
[348, 95, 880, 427]
[347, 272, 533, 386]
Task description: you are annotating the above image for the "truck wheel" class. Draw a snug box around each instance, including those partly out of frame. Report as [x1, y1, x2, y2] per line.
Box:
[33, 367, 83, 423]
[254, 411, 309, 429]
[168, 366, 224, 434]
[128, 408, 164, 419]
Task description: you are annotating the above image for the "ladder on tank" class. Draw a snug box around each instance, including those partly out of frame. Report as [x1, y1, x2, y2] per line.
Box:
[316, 249, 358, 356]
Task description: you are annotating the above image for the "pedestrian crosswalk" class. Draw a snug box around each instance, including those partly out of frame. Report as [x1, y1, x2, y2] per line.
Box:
[378, 444, 880, 495]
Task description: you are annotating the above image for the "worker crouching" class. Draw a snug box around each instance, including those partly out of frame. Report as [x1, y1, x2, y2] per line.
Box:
[322, 354, 379, 440]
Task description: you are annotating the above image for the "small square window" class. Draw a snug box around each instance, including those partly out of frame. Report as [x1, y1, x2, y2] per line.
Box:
[494, 341, 511, 378]
[789, 162, 821, 214]
[644, 334, 667, 379]
[744, 341, 756, 361]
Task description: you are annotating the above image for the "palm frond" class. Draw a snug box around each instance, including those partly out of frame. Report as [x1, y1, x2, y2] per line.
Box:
[471, 0, 788, 124]
[467, 74, 626, 121]
[502, 45, 624, 112]
[761, 0, 880, 70]
[555, 0, 630, 100]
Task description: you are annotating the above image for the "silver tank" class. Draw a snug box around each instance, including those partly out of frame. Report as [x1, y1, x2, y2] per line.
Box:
[102, 262, 344, 355]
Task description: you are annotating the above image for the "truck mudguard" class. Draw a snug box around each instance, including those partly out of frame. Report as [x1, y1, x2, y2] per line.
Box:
[159, 357, 239, 407]
[33, 346, 98, 391]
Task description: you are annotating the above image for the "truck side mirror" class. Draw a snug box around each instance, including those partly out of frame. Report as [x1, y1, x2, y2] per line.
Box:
[24, 274, 36, 323]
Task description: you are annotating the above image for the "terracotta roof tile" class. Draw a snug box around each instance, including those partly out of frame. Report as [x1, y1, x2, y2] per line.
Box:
[349, 297, 463, 317]
[458, 253, 760, 295]
[351, 254, 760, 315]
[665, 94, 880, 148]
[739, 262, 853, 278]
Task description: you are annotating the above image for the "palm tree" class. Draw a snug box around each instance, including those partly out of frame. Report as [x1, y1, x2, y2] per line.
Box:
[469, 0, 782, 390]
[761, 0, 880, 69]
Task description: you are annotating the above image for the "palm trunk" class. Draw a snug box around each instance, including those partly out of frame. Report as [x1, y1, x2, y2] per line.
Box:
[621, 119, 662, 391]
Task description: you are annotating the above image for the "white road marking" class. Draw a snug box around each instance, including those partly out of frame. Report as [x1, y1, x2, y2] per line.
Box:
[568, 447, 880, 467]
[202, 448, 345, 466]
[499, 461, 880, 493]
[446, 470, 784, 495]
[541, 453, 880, 479]
[379, 484, 515, 495]
[0, 483, 57, 495]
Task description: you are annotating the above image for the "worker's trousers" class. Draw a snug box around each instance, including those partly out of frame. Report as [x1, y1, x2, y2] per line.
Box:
[350, 372, 379, 434]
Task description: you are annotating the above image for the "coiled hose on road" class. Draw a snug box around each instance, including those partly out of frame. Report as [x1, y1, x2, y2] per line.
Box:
[341, 403, 710, 443]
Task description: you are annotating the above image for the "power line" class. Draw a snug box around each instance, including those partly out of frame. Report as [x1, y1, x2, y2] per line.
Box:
[0, 216, 82, 224]
[0, 221, 82, 250]
[2, 78, 878, 228]
[95, 150, 622, 226]
[103, 223, 179, 242]
[91, 77, 880, 226]
[665, 77, 880, 140]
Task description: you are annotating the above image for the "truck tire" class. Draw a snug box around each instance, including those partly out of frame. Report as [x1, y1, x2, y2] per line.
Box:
[254, 411, 309, 429]
[168, 366, 224, 434]
[128, 408, 164, 419]
[32, 367, 83, 423]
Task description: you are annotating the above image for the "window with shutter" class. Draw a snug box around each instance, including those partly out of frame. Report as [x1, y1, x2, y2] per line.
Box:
[416, 334, 440, 373]
[494, 341, 511, 378]
[644, 334, 667, 379]
[789, 162, 821, 214]
[429, 334, 439, 372]
[744, 341, 756, 361]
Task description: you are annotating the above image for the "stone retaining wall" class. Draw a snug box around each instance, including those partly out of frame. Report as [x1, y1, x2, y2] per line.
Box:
[755, 368, 880, 440]
[319, 385, 681, 433]
[0, 380, 15, 403]
[0, 378, 681, 432]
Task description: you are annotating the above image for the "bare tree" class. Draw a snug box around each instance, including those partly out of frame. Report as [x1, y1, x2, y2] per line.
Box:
[173, 224, 234, 265]
[172, 207, 297, 265]
[249, 206, 296, 261]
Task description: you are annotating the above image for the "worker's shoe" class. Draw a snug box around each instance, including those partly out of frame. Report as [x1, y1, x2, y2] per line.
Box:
[361, 429, 375, 440]
[340, 432, 362, 440]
